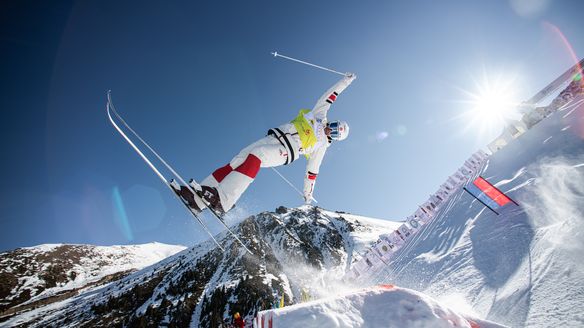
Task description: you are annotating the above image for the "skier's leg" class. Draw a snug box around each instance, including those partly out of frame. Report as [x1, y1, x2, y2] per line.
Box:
[200, 138, 272, 188]
[203, 136, 287, 212]
[197, 140, 261, 211]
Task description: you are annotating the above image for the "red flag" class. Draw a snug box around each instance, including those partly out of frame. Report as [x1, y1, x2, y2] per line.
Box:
[473, 177, 511, 206]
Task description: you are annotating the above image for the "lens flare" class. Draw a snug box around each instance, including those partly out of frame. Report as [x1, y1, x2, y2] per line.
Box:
[543, 22, 584, 139]
[112, 186, 134, 241]
[543, 22, 584, 89]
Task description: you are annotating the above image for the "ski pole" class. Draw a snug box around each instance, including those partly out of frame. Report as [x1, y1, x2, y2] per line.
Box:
[271, 51, 347, 77]
[270, 167, 318, 204]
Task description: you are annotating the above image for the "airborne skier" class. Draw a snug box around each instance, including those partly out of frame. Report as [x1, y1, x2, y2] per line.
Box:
[173, 73, 357, 214]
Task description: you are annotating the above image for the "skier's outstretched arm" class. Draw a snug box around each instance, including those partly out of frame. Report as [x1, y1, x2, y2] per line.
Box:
[303, 146, 327, 204]
[311, 73, 356, 121]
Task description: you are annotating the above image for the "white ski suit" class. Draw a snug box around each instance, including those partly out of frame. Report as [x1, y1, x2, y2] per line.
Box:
[200, 74, 356, 212]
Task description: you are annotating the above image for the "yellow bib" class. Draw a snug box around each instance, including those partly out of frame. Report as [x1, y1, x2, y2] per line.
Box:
[291, 109, 317, 155]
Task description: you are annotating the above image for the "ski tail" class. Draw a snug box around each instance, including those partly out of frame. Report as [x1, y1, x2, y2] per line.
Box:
[106, 92, 225, 251]
[204, 202, 254, 255]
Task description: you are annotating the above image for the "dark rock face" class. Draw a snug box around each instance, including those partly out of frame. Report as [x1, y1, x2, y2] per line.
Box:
[0, 245, 126, 313]
[2, 206, 371, 327]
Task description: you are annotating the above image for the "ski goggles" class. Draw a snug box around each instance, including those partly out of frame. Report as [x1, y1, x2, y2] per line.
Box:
[327, 121, 341, 139]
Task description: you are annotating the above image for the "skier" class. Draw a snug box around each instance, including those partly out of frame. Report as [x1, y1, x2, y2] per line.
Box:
[173, 73, 356, 214]
[233, 312, 245, 328]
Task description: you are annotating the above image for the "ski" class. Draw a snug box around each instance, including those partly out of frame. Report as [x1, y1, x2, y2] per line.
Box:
[106, 91, 253, 255]
[186, 178, 255, 255]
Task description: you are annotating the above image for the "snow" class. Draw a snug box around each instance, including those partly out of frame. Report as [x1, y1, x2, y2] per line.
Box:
[21, 244, 64, 252]
[263, 273, 279, 286]
[1, 242, 186, 308]
[3, 94, 582, 327]
[257, 285, 506, 328]
[41, 242, 185, 297]
[367, 95, 584, 327]
[258, 208, 401, 306]
[321, 209, 402, 254]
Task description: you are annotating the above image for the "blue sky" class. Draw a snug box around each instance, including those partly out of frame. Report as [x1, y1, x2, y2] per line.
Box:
[1, 0, 583, 251]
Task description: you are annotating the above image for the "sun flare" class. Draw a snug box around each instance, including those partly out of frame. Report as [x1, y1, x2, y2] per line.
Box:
[456, 69, 523, 139]
[472, 86, 518, 123]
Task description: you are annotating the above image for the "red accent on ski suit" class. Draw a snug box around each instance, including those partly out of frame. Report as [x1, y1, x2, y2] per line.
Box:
[212, 163, 233, 182]
[235, 154, 261, 178]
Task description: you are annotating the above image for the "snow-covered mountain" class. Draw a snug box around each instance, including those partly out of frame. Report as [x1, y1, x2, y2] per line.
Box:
[0, 242, 185, 321]
[0, 207, 399, 327]
[368, 95, 584, 327]
[2, 96, 581, 328]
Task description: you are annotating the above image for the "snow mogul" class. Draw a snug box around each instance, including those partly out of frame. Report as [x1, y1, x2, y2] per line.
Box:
[173, 73, 356, 215]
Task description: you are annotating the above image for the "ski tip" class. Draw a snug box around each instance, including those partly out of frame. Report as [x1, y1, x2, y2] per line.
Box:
[106, 90, 114, 105]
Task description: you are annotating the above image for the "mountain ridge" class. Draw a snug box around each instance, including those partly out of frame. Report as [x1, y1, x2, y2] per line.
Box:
[1, 207, 399, 327]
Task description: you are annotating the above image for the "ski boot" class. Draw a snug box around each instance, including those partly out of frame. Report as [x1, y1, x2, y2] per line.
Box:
[169, 179, 204, 213]
[200, 185, 226, 216]
[187, 179, 226, 215]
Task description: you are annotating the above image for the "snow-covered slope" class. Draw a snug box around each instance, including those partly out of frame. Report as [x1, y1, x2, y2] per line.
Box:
[3, 98, 580, 328]
[0, 242, 185, 319]
[258, 285, 506, 328]
[376, 96, 584, 327]
[1, 207, 399, 327]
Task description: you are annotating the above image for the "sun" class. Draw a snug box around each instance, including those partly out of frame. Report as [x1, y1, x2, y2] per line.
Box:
[456, 69, 523, 139]
[472, 86, 517, 123]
